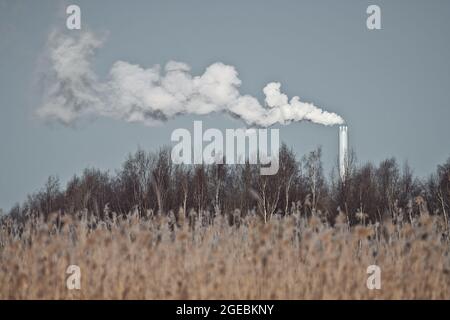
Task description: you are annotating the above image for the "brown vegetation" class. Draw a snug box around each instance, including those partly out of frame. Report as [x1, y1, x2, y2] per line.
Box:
[1, 146, 449, 299]
[1, 208, 449, 299]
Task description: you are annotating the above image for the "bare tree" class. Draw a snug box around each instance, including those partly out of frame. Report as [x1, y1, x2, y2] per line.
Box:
[173, 164, 191, 216]
[376, 158, 400, 220]
[252, 164, 282, 223]
[152, 147, 172, 214]
[193, 165, 208, 214]
[436, 158, 450, 228]
[209, 161, 226, 215]
[42, 176, 61, 217]
[7, 143, 450, 230]
[303, 147, 326, 215]
[278, 144, 298, 215]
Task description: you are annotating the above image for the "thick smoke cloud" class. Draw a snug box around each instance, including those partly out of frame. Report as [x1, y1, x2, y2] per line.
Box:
[37, 31, 344, 127]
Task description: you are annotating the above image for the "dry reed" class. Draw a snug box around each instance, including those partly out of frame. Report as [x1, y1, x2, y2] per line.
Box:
[0, 210, 449, 299]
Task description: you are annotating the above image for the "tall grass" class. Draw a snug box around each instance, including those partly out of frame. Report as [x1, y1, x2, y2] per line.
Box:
[0, 209, 449, 299]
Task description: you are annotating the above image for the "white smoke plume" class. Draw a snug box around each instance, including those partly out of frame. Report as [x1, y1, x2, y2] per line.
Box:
[37, 31, 344, 127]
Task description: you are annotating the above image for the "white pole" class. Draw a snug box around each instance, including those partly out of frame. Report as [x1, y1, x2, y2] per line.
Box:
[339, 125, 348, 181]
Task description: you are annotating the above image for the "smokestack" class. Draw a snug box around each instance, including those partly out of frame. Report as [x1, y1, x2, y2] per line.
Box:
[339, 125, 348, 181]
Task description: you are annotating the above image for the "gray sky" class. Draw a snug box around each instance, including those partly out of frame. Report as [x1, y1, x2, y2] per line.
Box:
[1, 0, 450, 211]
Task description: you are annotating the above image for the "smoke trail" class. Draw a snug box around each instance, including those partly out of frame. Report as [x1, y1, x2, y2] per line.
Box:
[37, 31, 344, 127]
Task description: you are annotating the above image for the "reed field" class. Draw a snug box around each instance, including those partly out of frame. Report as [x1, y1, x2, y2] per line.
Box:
[1, 208, 449, 300]
[1, 149, 449, 299]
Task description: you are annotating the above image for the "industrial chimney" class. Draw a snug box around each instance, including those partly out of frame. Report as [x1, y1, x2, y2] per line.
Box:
[339, 125, 348, 181]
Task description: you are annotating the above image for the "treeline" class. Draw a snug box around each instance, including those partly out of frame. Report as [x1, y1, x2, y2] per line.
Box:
[7, 144, 450, 225]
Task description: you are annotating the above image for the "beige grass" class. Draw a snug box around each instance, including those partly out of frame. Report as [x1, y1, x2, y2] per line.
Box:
[0, 210, 449, 299]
